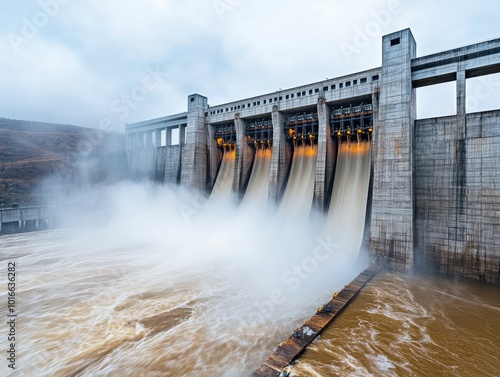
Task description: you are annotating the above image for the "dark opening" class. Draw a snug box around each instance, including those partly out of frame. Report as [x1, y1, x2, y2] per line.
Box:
[360, 77, 367, 84]
[391, 37, 401, 46]
[323, 86, 329, 91]
[190, 97, 195, 102]
[372, 75, 379, 81]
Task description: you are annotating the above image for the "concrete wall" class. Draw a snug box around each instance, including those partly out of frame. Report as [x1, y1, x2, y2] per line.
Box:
[414, 110, 500, 284]
[371, 29, 417, 271]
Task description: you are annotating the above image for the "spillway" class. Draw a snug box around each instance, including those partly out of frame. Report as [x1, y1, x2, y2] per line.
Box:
[323, 141, 371, 258]
[242, 148, 271, 207]
[209, 149, 236, 200]
[279, 146, 317, 215]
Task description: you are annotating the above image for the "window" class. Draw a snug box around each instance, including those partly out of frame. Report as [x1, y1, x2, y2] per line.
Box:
[309, 89, 313, 94]
[353, 79, 357, 85]
[226, 108, 229, 112]
[331, 84, 336, 90]
[231, 107, 233, 111]
[372, 75, 379, 81]
[286, 94, 289, 99]
[291, 93, 294, 98]
[257, 101, 260, 105]
[253, 102, 256, 106]
[297, 92, 301, 97]
[269, 98, 272, 103]
[323, 86, 329, 91]
[263, 99, 267, 104]
[302, 91, 306, 96]
[315, 88, 319, 93]
[190, 97, 195, 102]
[242, 104, 245, 109]
[279, 96, 282, 100]
[339, 83, 343, 88]
[391, 37, 400, 46]
[345, 81, 351, 87]
[248, 103, 251, 107]
[360, 77, 367, 84]
[238, 105, 240, 109]
[217, 110, 220, 114]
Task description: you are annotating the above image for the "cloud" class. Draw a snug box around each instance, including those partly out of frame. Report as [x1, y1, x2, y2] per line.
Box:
[0, 0, 499, 128]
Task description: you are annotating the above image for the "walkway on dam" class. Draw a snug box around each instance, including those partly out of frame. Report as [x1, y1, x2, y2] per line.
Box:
[250, 266, 380, 377]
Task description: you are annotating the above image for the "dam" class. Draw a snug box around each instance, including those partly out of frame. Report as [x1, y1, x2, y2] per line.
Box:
[126, 28, 500, 285]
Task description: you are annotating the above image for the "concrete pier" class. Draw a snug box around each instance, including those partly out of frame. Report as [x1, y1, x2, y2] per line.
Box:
[249, 266, 380, 377]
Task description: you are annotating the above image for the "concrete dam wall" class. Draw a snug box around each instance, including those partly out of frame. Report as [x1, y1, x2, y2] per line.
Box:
[125, 28, 500, 284]
[414, 110, 500, 283]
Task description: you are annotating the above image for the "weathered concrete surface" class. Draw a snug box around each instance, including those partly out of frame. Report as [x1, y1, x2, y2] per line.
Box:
[312, 99, 335, 213]
[207, 124, 222, 191]
[268, 108, 291, 205]
[414, 110, 500, 284]
[181, 94, 209, 191]
[371, 29, 416, 272]
[1, 205, 59, 235]
[233, 115, 254, 200]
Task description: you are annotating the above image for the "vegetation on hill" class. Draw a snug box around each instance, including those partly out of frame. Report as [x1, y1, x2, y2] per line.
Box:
[0, 118, 127, 205]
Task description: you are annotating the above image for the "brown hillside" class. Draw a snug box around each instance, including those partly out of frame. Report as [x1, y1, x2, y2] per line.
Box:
[0, 118, 126, 205]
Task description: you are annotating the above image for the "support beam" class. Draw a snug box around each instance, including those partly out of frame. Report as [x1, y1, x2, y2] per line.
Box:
[268, 107, 291, 206]
[181, 94, 208, 191]
[371, 29, 416, 272]
[313, 99, 334, 213]
[233, 115, 253, 201]
[456, 69, 466, 136]
[207, 124, 221, 190]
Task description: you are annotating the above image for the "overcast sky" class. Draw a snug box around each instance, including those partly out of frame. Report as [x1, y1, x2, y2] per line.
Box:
[1, 0, 499, 132]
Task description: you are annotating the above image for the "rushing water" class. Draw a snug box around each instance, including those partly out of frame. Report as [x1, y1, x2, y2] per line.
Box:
[0, 183, 366, 377]
[210, 149, 236, 201]
[279, 146, 317, 216]
[287, 271, 500, 377]
[241, 148, 271, 208]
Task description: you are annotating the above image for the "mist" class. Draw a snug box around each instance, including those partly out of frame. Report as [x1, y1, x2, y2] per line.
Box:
[0, 135, 372, 376]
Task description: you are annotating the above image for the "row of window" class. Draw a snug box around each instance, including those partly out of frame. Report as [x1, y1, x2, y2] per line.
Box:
[208, 75, 379, 116]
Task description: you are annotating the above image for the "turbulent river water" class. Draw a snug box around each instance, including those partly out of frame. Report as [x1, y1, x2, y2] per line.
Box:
[0, 184, 366, 377]
[2, 141, 498, 376]
[287, 271, 500, 377]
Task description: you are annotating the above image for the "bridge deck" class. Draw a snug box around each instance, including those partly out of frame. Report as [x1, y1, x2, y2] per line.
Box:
[249, 266, 380, 377]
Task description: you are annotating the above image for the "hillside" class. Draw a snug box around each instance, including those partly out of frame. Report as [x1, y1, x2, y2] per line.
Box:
[0, 118, 126, 205]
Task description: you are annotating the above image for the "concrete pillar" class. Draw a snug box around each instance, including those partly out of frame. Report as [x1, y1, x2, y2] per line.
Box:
[207, 124, 221, 189]
[155, 129, 162, 147]
[371, 29, 417, 272]
[268, 106, 292, 205]
[179, 125, 187, 145]
[180, 94, 208, 191]
[313, 99, 334, 213]
[233, 115, 254, 201]
[166, 127, 172, 146]
[456, 68, 467, 136]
